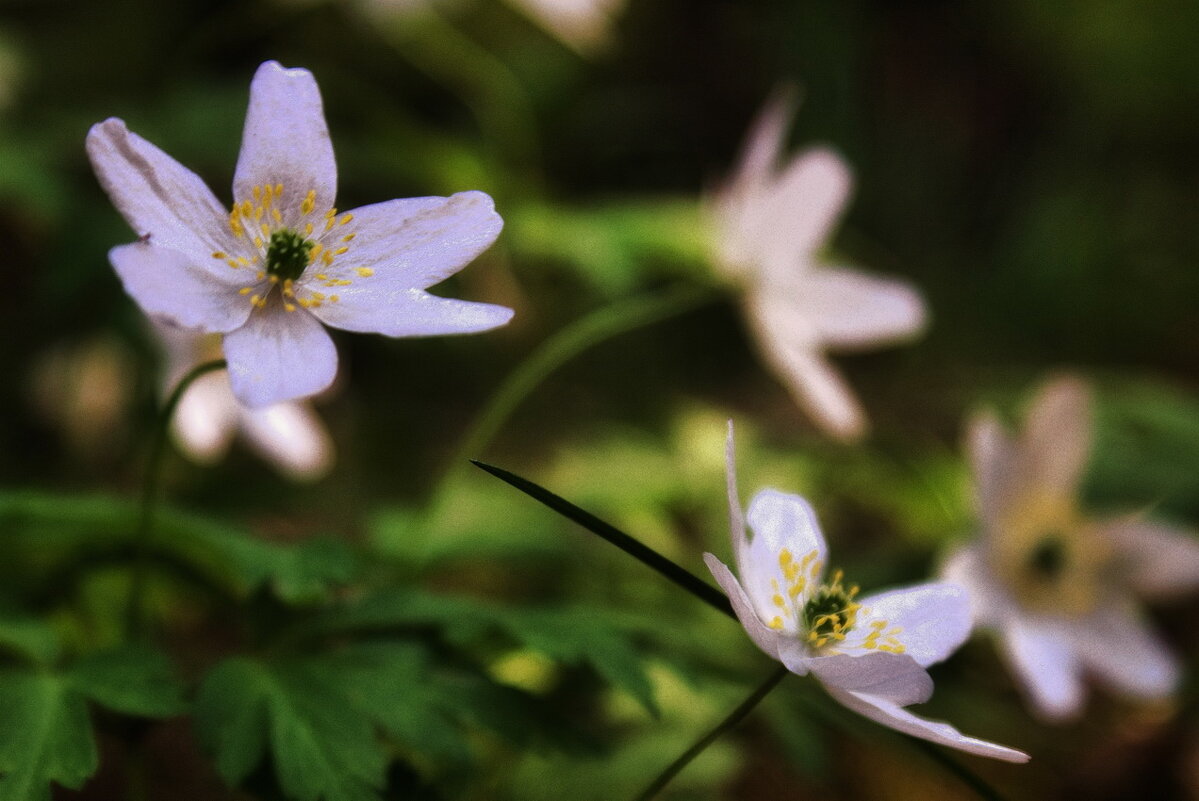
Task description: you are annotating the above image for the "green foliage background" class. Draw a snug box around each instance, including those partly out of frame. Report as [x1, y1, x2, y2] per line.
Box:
[0, 0, 1197, 799]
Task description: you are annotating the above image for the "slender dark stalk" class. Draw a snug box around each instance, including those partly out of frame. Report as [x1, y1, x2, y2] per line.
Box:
[126, 359, 227, 639]
[636, 665, 789, 801]
[471, 460, 734, 619]
[909, 740, 1010, 801]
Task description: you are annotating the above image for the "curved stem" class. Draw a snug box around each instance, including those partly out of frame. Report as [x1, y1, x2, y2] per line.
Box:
[436, 284, 716, 500]
[126, 359, 227, 639]
[636, 665, 789, 801]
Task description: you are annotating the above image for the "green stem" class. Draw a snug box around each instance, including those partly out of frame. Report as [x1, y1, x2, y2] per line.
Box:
[126, 359, 227, 639]
[636, 665, 789, 801]
[437, 284, 716, 499]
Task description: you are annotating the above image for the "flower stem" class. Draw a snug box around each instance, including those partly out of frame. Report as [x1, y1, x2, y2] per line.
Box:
[472, 460, 734, 618]
[636, 665, 790, 801]
[435, 284, 716, 499]
[126, 359, 227, 639]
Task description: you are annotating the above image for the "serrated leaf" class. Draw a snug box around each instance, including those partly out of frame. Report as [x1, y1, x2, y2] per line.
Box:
[0, 670, 96, 801]
[69, 645, 186, 717]
[195, 656, 386, 801]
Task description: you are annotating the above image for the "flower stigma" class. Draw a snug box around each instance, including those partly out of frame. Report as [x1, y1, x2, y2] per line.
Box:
[802, 569, 862, 649]
[265, 229, 314, 282]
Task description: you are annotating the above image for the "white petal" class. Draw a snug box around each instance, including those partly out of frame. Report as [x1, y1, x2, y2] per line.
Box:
[703, 553, 783, 663]
[1099, 518, 1199, 599]
[86, 118, 235, 259]
[999, 614, 1085, 721]
[309, 288, 513, 338]
[965, 411, 1018, 531]
[240, 402, 334, 481]
[223, 305, 338, 408]
[1071, 603, 1180, 701]
[507, 0, 622, 53]
[727, 89, 794, 197]
[738, 489, 827, 628]
[797, 267, 927, 351]
[1018, 374, 1092, 498]
[825, 687, 1030, 763]
[853, 582, 972, 668]
[809, 651, 933, 706]
[317, 192, 503, 290]
[939, 544, 1013, 627]
[233, 61, 337, 221]
[110, 243, 251, 333]
[758, 148, 852, 284]
[170, 371, 238, 463]
[747, 298, 866, 440]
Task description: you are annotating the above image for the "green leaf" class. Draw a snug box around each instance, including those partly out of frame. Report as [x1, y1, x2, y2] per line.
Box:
[195, 656, 387, 801]
[68, 645, 186, 718]
[0, 670, 96, 801]
[0, 614, 60, 666]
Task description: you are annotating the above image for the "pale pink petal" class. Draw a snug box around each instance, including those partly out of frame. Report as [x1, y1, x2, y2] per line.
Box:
[940, 545, 1012, 627]
[223, 305, 337, 408]
[748, 299, 866, 440]
[809, 651, 933, 706]
[314, 192, 502, 291]
[233, 62, 336, 221]
[999, 615, 1085, 721]
[1071, 603, 1180, 701]
[109, 243, 251, 332]
[852, 582, 972, 668]
[1099, 518, 1199, 598]
[797, 267, 926, 351]
[309, 288, 512, 337]
[726, 88, 794, 201]
[703, 553, 783, 663]
[171, 371, 238, 463]
[86, 118, 236, 259]
[965, 411, 1018, 532]
[826, 687, 1030, 762]
[240, 402, 334, 481]
[743, 489, 828, 584]
[1019, 375, 1092, 498]
[758, 148, 852, 285]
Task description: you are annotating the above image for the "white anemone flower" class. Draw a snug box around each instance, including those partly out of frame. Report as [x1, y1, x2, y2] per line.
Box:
[705, 424, 1027, 762]
[944, 375, 1199, 721]
[87, 60, 512, 409]
[714, 93, 926, 441]
[155, 321, 333, 481]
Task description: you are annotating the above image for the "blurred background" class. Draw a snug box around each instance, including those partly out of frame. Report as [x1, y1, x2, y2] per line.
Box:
[1, 0, 1198, 799]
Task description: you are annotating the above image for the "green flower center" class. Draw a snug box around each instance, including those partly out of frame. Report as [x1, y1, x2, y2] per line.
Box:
[801, 570, 860, 649]
[265, 229, 314, 282]
[1027, 533, 1067, 580]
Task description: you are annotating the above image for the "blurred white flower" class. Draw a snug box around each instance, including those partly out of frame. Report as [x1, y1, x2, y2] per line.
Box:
[87, 60, 511, 409]
[155, 322, 333, 482]
[944, 375, 1199, 721]
[30, 337, 134, 459]
[713, 93, 926, 441]
[706, 424, 1027, 761]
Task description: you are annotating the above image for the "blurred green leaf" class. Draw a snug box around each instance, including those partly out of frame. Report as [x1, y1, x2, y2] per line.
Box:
[0, 670, 95, 801]
[0, 614, 60, 666]
[68, 644, 185, 718]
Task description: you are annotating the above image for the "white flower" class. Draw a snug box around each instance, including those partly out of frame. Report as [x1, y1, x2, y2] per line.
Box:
[944, 375, 1199, 721]
[155, 321, 333, 481]
[87, 60, 512, 409]
[713, 93, 926, 441]
[706, 424, 1027, 762]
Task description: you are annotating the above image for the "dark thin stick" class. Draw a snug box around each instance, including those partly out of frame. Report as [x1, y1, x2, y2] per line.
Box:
[471, 460, 734, 619]
[126, 358, 227, 638]
[636, 665, 789, 801]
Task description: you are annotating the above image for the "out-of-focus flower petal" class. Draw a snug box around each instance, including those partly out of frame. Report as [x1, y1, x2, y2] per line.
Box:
[224, 304, 338, 408]
[743, 488, 828, 605]
[940, 545, 1011, 626]
[110, 243, 250, 332]
[724, 421, 749, 569]
[798, 267, 927, 351]
[506, 0, 625, 54]
[86, 118, 236, 259]
[171, 371, 239, 462]
[241, 401, 334, 481]
[999, 615, 1085, 722]
[757, 148, 852, 284]
[852, 583, 972, 668]
[1018, 375, 1092, 498]
[233, 61, 337, 219]
[964, 411, 1018, 534]
[318, 192, 503, 291]
[703, 553, 782, 663]
[826, 687, 1030, 763]
[1071, 603, 1180, 701]
[1100, 518, 1199, 599]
